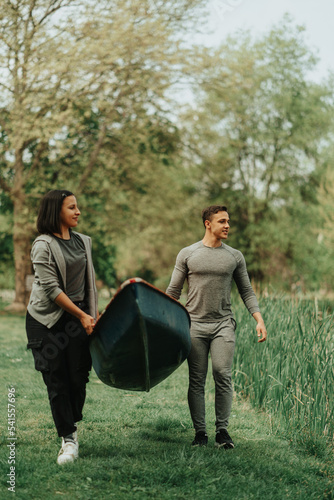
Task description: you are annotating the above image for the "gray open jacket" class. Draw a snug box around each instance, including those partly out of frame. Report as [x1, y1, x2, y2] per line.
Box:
[27, 232, 98, 328]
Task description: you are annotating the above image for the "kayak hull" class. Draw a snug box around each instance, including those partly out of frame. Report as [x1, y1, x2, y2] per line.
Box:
[90, 278, 191, 391]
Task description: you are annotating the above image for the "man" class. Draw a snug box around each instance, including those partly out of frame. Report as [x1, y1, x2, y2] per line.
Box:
[166, 205, 267, 449]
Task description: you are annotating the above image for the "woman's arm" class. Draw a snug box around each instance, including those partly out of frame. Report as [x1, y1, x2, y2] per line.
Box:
[55, 292, 95, 335]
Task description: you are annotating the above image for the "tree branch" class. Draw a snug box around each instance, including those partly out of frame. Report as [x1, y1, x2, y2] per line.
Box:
[36, 0, 74, 26]
[77, 123, 107, 194]
[0, 174, 12, 194]
[23, 140, 48, 183]
[264, 138, 280, 200]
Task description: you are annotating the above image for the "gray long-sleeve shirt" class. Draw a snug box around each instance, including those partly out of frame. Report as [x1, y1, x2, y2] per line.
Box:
[166, 241, 260, 323]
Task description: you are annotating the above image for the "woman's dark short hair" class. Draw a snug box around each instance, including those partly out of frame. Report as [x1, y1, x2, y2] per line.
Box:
[201, 205, 228, 227]
[37, 190, 74, 235]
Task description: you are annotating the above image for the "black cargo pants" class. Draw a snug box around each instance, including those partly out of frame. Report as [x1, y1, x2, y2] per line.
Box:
[26, 306, 92, 438]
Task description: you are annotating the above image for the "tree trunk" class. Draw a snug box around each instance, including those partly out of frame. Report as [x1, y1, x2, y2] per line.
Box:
[5, 154, 33, 313]
[11, 232, 32, 312]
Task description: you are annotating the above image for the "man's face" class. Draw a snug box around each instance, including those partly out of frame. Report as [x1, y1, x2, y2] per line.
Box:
[206, 211, 230, 240]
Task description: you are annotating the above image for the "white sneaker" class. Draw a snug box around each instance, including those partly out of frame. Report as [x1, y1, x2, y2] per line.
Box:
[73, 429, 78, 445]
[57, 438, 79, 465]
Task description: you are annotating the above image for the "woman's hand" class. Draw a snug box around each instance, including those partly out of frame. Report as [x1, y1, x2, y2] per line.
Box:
[55, 292, 96, 335]
[80, 313, 95, 335]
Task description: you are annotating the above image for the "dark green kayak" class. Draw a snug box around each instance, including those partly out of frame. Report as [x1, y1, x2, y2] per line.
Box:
[90, 278, 191, 392]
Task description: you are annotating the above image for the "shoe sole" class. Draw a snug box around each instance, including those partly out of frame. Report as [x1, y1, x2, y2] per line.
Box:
[215, 442, 234, 449]
[57, 456, 77, 465]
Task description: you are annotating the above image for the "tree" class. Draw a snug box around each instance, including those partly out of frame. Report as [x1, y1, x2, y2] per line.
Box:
[0, 0, 206, 310]
[316, 145, 334, 291]
[182, 16, 334, 285]
[73, 110, 203, 289]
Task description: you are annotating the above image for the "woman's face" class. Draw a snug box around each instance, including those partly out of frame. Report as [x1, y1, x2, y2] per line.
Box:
[59, 195, 81, 230]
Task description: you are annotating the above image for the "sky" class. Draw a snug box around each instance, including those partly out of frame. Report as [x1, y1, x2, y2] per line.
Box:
[198, 0, 334, 82]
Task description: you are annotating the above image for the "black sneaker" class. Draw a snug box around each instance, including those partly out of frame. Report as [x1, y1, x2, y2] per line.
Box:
[215, 429, 234, 449]
[191, 431, 208, 447]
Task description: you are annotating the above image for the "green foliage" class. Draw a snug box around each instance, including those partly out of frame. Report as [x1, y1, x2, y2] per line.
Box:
[0, 267, 15, 290]
[316, 148, 334, 290]
[183, 15, 334, 288]
[0, 215, 13, 262]
[0, 0, 208, 298]
[92, 237, 117, 290]
[1, 7, 334, 294]
[0, 213, 15, 288]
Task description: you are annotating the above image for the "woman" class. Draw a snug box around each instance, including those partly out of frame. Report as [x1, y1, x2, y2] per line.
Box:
[26, 190, 98, 464]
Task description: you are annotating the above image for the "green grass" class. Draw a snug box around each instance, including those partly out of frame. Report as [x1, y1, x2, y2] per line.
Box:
[1, 305, 334, 499]
[233, 296, 334, 454]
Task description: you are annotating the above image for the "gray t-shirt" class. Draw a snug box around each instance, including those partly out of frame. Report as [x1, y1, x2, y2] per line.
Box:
[166, 241, 260, 322]
[54, 232, 87, 302]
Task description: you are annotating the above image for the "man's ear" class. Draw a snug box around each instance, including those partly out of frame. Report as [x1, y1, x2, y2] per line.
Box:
[204, 219, 211, 229]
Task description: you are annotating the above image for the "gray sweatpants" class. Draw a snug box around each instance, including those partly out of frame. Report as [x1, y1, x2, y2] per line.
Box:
[187, 318, 236, 433]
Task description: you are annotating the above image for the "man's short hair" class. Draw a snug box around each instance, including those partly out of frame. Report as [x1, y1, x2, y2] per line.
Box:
[201, 205, 228, 227]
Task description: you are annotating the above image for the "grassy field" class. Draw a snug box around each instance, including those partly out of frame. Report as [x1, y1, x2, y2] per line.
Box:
[1, 297, 334, 499]
[233, 295, 334, 455]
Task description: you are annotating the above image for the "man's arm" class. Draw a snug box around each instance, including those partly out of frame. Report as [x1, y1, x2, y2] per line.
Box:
[232, 250, 267, 343]
[166, 250, 188, 300]
[252, 311, 267, 343]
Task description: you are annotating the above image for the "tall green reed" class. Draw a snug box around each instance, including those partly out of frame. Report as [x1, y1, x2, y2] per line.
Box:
[233, 295, 334, 452]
